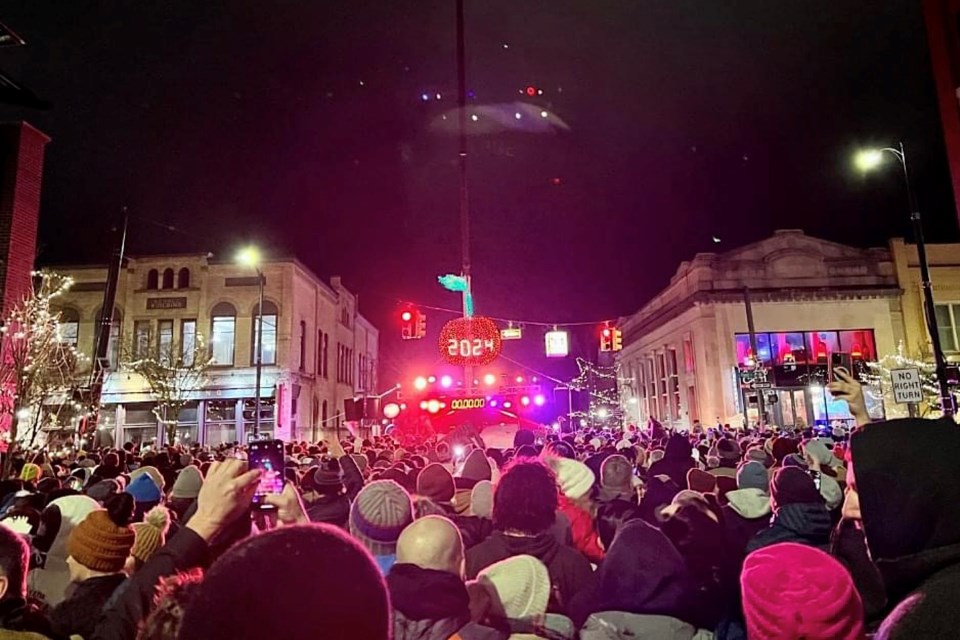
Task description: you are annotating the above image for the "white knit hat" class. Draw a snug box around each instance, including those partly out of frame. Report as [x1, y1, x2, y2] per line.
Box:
[470, 480, 494, 518]
[554, 458, 595, 500]
[819, 474, 843, 510]
[477, 555, 550, 619]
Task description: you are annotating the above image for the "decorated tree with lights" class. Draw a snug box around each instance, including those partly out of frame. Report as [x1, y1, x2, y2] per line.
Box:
[0, 272, 86, 475]
[569, 358, 623, 429]
[122, 334, 212, 446]
[863, 340, 942, 417]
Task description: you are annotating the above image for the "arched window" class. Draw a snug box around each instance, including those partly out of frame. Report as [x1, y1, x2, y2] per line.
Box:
[57, 308, 80, 346]
[146, 269, 159, 290]
[251, 301, 279, 365]
[210, 302, 237, 365]
[177, 268, 190, 289]
[162, 268, 174, 290]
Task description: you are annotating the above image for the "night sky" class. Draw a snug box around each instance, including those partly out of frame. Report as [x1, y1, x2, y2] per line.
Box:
[1, 1, 958, 385]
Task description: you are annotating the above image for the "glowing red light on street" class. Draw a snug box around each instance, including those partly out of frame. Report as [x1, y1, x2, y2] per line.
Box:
[525, 86, 536, 96]
[401, 311, 412, 322]
[603, 328, 612, 337]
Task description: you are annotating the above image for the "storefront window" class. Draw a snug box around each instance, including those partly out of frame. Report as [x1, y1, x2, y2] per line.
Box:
[123, 403, 158, 446]
[205, 400, 237, 446]
[838, 330, 877, 362]
[735, 334, 773, 367]
[806, 331, 840, 362]
[242, 398, 276, 440]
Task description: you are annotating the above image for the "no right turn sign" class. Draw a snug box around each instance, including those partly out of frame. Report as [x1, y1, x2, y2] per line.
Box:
[890, 368, 923, 404]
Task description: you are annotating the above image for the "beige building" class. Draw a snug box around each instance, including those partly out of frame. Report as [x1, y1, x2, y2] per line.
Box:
[889, 237, 960, 365]
[617, 230, 903, 429]
[51, 254, 378, 446]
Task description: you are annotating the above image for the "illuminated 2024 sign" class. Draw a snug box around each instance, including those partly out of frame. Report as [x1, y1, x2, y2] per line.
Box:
[438, 317, 502, 366]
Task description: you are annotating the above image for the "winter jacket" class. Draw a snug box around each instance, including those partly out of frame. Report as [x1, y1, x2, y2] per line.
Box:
[647, 436, 695, 490]
[388, 564, 503, 640]
[496, 614, 576, 639]
[450, 514, 495, 550]
[303, 493, 350, 528]
[557, 496, 603, 564]
[744, 502, 831, 554]
[580, 611, 714, 640]
[466, 531, 593, 615]
[28, 496, 100, 608]
[0, 597, 60, 640]
[90, 526, 210, 640]
[851, 417, 960, 640]
[48, 573, 127, 640]
[720, 488, 770, 558]
[830, 518, 887, 626]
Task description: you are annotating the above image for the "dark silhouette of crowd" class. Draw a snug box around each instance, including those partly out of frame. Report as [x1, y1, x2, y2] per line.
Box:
[0, 371, 956, 639]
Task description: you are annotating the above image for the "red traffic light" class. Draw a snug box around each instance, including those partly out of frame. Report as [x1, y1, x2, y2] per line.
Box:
[602, 328, 612, 337]
[401, 311, 413, 322]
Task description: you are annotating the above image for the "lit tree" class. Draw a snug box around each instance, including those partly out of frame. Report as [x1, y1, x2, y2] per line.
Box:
[863, 340, 941, 417]
[569, 358, 624, 429]
[0, 272, 86, 476]
[122, 333, 212, 446]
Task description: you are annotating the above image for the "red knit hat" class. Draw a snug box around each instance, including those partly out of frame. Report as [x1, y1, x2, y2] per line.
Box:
[741, 542, 865, 640]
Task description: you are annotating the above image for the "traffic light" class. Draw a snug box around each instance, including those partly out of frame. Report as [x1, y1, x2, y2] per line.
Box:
[600, 327, 613, 352]
[612, 328, 623, 352]
[400, 306, 426, 340]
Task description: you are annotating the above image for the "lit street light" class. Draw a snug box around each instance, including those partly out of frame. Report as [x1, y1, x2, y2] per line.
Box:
[237, 246, 265, 436]
[856, 142, 954, 416]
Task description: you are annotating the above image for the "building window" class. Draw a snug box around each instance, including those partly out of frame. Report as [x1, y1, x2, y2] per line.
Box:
[668, 348, 681, 421]
[317, 331, 323, 375]
[58, 308, 80, 346]
[251, 301, 278, 366]
[158, 320, 174, 362]
[935, 304, 960, 353]
[321, 400, 328, 427]
[162, 268, 174, 290]
[146, 269, 159, 290]
[210, 302, 237, 365]
[322, 333, 329, 378]
[299, 320, 307, 371]
[181, 320, 197, 366]
[134, 320, 152, 359]
[177, 268, 190, 289]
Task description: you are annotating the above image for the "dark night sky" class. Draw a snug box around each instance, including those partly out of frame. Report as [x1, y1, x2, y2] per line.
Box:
[1, 1, 958, 384]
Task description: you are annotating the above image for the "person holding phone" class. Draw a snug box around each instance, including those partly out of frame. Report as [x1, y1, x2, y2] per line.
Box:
[827, 368, 871, 428]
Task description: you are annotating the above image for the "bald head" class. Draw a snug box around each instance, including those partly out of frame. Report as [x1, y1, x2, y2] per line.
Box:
[396, 515, 464, 576]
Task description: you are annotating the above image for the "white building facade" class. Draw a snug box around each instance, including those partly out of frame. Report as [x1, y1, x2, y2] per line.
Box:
[617, 230, 901, 430]
[52, 254, 378, 446]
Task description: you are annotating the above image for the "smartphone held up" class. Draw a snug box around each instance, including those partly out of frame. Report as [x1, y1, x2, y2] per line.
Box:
[248, 439, 285, 511]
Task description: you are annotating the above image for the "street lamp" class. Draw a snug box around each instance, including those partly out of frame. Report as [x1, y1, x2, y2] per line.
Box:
[237, 246, 265, 437]
[856, 142, 954, 416]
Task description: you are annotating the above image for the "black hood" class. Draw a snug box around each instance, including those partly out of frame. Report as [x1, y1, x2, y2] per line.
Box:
[852, 417, 960, 562]
[664, 434, 693, 461]
[487, 530, 560, 565]
[387, 564, 470, 622]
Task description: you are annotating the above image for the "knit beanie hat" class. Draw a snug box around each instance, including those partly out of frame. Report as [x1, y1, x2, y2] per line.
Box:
[179, 454, 194, 468]
[68, 495, 136, 572]
[477, 554, 551, 620]
[746, 446, 775, 468]
[818, 474, 843, 510]
[716, 438, 740, 462]
[687, 468, 717, 494]
[470, 480, 494, 518]
[312, 456, 345, 488]
[349, 480, 413, 557]
[460, 450, 493, 483]
[741, 542, 865, 640]
[771, 467, 823, 508]
[737, 461, 770, 493]
[125, 473, 163, 504]
[554, 458, 595, 500]
[129, 465, 165, 491]
[20, 464, 41, 483]
[131, 505, 171, 564]
[802, 438, 840, 468]
[171, 466, 203, 500]
[771, 438, 799, 466]
[416, 464, 455, 503]
[600, 455, 633, 494]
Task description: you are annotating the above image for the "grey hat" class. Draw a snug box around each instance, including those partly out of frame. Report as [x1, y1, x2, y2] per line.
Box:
[736, 461, 769, 493]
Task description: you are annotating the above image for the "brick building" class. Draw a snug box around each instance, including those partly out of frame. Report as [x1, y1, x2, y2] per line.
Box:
[51, 254, 379, 446]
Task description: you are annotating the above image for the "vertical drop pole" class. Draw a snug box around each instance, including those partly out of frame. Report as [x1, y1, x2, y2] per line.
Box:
[456, 0, 475, 389]
[743, 287, 765, 429]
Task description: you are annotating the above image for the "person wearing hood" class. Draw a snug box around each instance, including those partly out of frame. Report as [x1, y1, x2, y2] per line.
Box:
[741, 542, 865, 640]
[388, 515, 503, 640]
[167, 466, 203, 523]
[474, 555, 575, 640]
[550, 458, 603, 563]
[746, 467, 832, 554]
[708, 438, 740, 479]
[572, 520, 712, 639]
[722, 460, 772, 558]
[637, 474, 681, 526]
[647, 434, 695, 490]
[466, 459, 593, 615]
[454, 450, 493, 515]
[28, 494, 100, 607]
[850, 416, 960, 639]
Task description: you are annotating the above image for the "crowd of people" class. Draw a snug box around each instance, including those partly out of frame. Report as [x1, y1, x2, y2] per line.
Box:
[0, 372, 955, 639]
